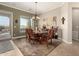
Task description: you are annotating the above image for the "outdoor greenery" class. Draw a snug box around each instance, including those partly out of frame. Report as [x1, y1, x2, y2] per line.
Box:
[0, 26, 9, 31]
[0, 26, 5, 31]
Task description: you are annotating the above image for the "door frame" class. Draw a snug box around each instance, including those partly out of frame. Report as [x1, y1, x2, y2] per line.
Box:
[0, 10, 13, 38]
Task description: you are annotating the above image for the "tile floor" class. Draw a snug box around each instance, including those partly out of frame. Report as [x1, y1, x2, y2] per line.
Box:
[0, 40, 23, 56]
[48, 40, 79, 56]
[0, 39, 79, 56]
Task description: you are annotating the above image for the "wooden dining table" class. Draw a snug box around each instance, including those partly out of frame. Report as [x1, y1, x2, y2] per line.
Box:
[33, 31, 48, 40]
[34, 31, 48, 37]
[33, 31, 48, 44]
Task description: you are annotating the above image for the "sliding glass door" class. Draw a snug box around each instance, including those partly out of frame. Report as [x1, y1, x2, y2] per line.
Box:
[0, 15, 10, 34]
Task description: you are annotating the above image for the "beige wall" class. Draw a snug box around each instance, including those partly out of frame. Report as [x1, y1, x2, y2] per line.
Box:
[39, 7, 62, 29]
[0, 4, 33, 37]
[39, 3, 72, 44]
[61, 3, 72, 44]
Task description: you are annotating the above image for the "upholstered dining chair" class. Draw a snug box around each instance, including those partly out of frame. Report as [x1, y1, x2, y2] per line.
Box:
[41, 29, 54, 47]
[26, 28, 40, 44]
[26, 29, 30, 42]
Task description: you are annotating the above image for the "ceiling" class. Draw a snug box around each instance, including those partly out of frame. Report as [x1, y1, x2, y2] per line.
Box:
[0, 2, 64, 15]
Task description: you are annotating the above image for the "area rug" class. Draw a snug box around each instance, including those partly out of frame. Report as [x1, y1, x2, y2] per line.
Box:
[0, 40, 14, 54]
[13, 38, 61, 56]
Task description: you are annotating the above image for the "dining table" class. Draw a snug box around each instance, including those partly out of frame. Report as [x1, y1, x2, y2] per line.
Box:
[33, 31, 48, 39]
[33, 30, 48, 44]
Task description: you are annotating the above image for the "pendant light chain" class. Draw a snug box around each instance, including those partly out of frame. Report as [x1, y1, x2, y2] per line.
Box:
[35, 2, 37, 20]
[32, 2, 40, 20]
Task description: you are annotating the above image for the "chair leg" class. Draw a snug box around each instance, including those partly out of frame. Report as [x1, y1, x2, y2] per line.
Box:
[46, 40, 48, 48]
[51, 39, 52, 44]
[28, 39, 30, 42]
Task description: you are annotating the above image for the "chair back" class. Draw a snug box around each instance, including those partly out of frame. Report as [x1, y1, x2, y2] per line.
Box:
[26, 28, 33, 37]
[47, 29, 54, 39]
[28, 29, 34, 37]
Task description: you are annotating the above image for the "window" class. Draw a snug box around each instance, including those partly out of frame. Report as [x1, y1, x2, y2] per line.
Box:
[20, 16, 29, 32]
[0, 15, 10, 34]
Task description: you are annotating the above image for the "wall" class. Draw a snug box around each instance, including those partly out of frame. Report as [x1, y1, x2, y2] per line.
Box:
[61, 2, 79, 43]
[0, 4, 33, 37]
[39, 7, 62, 29]
[39, 3, 72, 44]
[61, 3, 72, 44]
[60, 2, 79, 43]
[38, 7, 62, 39]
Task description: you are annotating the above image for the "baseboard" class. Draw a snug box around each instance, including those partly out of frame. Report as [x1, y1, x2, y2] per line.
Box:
[58, 37, 62, 40]
[73, 39, 79, 41]
[12, 35, 26, 40]
[62, 39, 72, 44]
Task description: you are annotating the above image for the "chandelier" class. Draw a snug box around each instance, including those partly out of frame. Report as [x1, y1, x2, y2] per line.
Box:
[32, 2, 40, 20]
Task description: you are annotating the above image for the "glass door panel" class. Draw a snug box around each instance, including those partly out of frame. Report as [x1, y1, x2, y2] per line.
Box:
[0, 15, 10, 35]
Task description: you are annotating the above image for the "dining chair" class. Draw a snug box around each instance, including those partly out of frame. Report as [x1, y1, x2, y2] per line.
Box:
[41, 29, 54, 47]
[26, 28, 40, 44]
